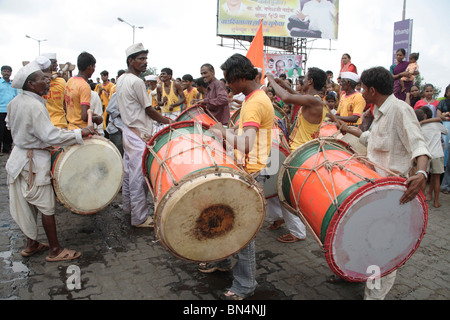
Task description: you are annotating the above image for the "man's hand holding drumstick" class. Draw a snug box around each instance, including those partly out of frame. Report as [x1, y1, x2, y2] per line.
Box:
[81, 109, 96, 138]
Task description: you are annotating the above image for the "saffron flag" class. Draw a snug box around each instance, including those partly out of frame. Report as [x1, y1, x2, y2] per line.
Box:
[246, 20, 265, 85]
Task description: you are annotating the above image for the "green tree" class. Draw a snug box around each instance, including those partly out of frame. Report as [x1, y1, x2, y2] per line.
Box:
[140, 67, 158, 80]
[414, 74, 441, 98]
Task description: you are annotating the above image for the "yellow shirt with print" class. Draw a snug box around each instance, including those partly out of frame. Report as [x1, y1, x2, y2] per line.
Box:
[65, 77, 91, 130]
[184, 87, 199, 109]
[336, 91, 366, 126]
[236, 89, 274, 174]
[43, 77, 68, 129]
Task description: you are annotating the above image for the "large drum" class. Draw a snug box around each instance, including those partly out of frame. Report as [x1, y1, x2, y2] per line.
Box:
[319, 121, 339, 138]
[175, 105, 217, 126]
[142, 121, 266, 262]
[229, 107, 290, 199]
[278, 138, 428, 282]
[51, 136, 124, 215]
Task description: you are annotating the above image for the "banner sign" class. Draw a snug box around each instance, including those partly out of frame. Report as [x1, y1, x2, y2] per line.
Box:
[264, 54, 302, 78]
[217, 0, 339, 40]
[392, 19, 413, 64]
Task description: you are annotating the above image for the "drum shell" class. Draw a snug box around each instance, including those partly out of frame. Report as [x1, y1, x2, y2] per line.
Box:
[278, 138, 428, 282]
[175, 106, 217, 127]
[142, 121, 266, 262]
[50, 136, 124, 214]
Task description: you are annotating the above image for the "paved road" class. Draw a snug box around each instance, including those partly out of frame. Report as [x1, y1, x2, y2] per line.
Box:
[1, 152, 449, 303]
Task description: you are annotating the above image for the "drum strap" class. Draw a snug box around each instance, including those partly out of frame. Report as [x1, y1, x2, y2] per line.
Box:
[26, 150, 35, 191]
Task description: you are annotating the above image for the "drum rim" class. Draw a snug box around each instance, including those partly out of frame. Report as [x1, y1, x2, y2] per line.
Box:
[324, 176, 428, 282]
[51, 137, 124, 214]
[175, 105, 216, 123]
[154, 166, 266, 263]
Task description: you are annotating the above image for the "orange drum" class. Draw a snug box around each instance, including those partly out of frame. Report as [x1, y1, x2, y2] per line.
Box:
[142, 121, 266, 262]
[319, 122, 339, 138]
[50, 136, 124, 215]
[278, 138, 428, 282]
[175, 105, 217, 126]
[229, 107, 290, 199]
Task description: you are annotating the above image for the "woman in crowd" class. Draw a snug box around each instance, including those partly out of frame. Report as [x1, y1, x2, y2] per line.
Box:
[405, 84, 421, 108]
[392, 48, 418, 101]
[414, 84, 440, 117]
[340, 53, 357, 75]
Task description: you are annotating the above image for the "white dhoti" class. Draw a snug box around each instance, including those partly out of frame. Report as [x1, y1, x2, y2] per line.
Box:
[152, 111, 180, 136]
[122, 126, 149, 226]
[266, 197, 306, 239]
[8, 170, 55, 240]
[364, 270, 397, 300]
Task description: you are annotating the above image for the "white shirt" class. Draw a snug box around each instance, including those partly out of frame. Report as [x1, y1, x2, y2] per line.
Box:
[5, 91, 83, 185]
[116, 73, 153, 137]
[421, 122, 448, 159]
[359, 95, 431, 177]
[302, 0, 336, 39]
[90, 90, 104, 136]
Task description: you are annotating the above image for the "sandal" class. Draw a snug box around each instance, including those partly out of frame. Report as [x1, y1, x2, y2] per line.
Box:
[198, 262, 232, 273]
[135, 216, 154, 228]
[21, 242, 49, 257]
[267, 219, 285, 230]
[223, 290, 245, 300]
[327, 274, 346, 284]
[277, 233, 304, 243]
[45, 248, 82, 262]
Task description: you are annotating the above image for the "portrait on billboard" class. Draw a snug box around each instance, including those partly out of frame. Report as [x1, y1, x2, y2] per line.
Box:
[217, 0, 339, 40]
[288, 0, 338, 39]
[265, 54, 302, 79]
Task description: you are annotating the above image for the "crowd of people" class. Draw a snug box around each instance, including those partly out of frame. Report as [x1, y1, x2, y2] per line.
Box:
[0, 45, 449, 300]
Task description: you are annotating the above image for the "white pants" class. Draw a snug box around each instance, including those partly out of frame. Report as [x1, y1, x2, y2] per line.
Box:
[8, 170, 55, 240]
[364, 270, 397, 300]
[152, 111, 180, 136]
[266, 197, 306, 239]
[122, 126, 149, 226]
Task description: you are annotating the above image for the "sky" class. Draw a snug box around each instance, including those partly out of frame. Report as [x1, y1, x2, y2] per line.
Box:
[0, 0, 449, 93]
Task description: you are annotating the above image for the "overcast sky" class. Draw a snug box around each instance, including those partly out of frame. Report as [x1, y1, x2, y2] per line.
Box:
[0, 0, 448, 93]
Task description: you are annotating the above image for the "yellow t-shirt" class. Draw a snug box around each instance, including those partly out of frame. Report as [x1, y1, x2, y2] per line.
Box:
[65, 77, 91, 130]
[236, 89, 274, 174]
[183, 87, 199, 109]
[161, 81, 181, 113]
[43, 77, 68, 129]
[290, 100, 327, 151]
[95, 81, 115, 107]
[337, 91, 366, 126]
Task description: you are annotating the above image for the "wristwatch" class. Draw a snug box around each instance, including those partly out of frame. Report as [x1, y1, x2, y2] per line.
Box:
[415, 170, 428, 180]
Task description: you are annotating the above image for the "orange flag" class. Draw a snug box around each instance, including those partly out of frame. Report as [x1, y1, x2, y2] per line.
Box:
[246, 20, 265, 85]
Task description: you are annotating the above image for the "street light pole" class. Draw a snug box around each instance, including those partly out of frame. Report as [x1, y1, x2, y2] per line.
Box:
[402, 0, 407, 20]
[117, 17, 144, 44]
[25, 35, 47, 55]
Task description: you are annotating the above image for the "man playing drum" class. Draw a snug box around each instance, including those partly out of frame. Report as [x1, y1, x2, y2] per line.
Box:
[116, 43, 171, 228]
[263, 67, 329, 243]
[337, 66, 430, 300]
[206, 53, 274, 300]
[6, 61, 95, 262]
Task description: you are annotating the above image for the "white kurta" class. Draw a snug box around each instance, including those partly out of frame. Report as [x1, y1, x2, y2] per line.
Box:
[6, 91, 83, 239]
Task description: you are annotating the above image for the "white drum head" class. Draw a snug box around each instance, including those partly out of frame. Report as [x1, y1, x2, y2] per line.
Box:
[155, 169, 266, 262]
[325, 179, 428, 282]
[52, 137, 123, 214]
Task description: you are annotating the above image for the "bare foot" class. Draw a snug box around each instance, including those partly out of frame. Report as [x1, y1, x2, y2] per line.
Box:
[433, 202, 442, 208]
[426, 194, 432, 201]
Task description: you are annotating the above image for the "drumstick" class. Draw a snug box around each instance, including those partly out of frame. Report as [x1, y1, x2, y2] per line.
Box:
[87, 109, 93, 127]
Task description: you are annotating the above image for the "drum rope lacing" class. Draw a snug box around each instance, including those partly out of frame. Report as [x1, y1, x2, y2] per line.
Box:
[283, 139, 402, 229]
[147, 123, 229, 197]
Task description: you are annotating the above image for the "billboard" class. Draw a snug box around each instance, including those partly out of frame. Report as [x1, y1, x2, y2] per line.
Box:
[217, 0, 339, 40]
[265, 54, 302, 78]
[392, 19, 413, 64]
